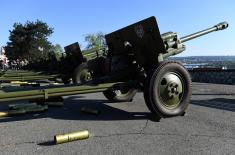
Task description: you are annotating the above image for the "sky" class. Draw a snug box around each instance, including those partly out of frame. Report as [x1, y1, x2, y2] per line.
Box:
[0, 0, 234, 56]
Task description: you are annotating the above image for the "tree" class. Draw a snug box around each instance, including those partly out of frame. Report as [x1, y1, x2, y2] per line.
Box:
[84, 32, 106, 50]
[49, 44, 64, 60]
[5, 20, 53, 63]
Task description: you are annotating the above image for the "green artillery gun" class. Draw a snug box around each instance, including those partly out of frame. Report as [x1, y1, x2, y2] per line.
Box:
[0, 16, 228, 118]
[0, 44, 105, 83]
[58, 43, 107, 84]
[18, 41, 106, 84]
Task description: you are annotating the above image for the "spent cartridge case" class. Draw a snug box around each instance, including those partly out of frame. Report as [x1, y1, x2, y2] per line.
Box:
[1, 105, 47, 117]
[8, 109, 27, 115]
[9, 103, 48, 113]
[0, 109, 26, 117]
[24, 105, 48, 113]
[9, 103, 37, 110]
[0, 112, 9, 117]
[80, 107, 100, 115]
[10, 81, 28, 84]
[54, 130, 89, 144]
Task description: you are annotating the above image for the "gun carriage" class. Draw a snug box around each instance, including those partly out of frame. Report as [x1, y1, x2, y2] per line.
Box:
[0, 17, 228, 118]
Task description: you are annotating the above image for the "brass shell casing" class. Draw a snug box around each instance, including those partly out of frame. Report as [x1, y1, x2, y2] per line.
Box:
[25, 105, 48, 112]
[54, 130, 89, 144]
[10, 81, 28, 84]
[8, 109, 26, 115]
[0, 109, 27, 117]
[0, 112, 8, 117]
[9, 103, 37, 110]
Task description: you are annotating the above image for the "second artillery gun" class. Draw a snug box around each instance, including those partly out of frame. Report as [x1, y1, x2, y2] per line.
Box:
[0, 16, 228, 118]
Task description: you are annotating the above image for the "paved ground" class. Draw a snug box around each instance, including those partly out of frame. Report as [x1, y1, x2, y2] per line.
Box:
[0, 82, 235, 155]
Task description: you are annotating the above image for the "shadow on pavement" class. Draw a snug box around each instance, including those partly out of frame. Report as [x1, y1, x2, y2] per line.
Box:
[0, 95, 152, 123]
[38, 141, 55, 146]
[191, 98, 235, 112]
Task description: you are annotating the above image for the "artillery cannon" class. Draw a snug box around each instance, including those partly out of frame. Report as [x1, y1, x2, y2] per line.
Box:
[59, 42, 107, 84]
[0, 17, 228, 118]
[0, 44, 106, 83]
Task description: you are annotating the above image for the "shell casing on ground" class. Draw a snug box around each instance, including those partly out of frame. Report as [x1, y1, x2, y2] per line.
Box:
[24, 105, 48, 113]
[54, 130, 89, 144]
[80, 107, 100, 115]
[8, 109, 26, 115]
[9, 103, 37, 110]
[0, 109, 26, 117]
[9, 103, 48, 114]
[10, 81, 28, 84]
[0, 112, 9, 117]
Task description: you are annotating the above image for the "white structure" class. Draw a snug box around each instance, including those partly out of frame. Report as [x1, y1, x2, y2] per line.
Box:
[0, 46, 6, 59]
[0, 46, 9, 68]
[0, 46, 5, 55]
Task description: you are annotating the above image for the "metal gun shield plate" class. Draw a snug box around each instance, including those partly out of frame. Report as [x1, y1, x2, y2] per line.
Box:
[105, 16, 166, 71]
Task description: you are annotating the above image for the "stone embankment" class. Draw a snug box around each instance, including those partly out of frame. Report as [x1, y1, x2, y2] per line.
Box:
[189, 68, 235, 84]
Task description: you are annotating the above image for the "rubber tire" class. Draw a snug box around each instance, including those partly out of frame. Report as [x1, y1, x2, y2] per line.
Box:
[72, 63, 91, 84]
[103, 88, 137, 102]
[144, 61, 192, 117]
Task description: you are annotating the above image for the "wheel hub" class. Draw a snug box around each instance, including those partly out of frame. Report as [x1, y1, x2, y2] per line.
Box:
[159, 72, 184, 108]
[114, 86, 130, 96]
[80, 70, 91, 82]
[167, 82, 179, 98]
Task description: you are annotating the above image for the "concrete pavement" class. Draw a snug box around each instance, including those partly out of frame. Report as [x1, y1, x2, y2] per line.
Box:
[0, 82, 235, 155]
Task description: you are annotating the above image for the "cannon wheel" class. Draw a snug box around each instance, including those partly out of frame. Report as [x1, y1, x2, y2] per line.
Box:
[144, 61, 192, 117]
[72, 63, 92, 84]
[103, 87, 137, 102]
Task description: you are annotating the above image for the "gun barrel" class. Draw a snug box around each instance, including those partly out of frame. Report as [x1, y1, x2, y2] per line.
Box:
[180, 22, 228, 43]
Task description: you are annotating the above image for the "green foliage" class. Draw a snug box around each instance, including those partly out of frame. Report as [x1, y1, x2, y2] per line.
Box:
[84, 32, 106, 50]
[49, 44, 64, 60]
[5, 20, 53, 63]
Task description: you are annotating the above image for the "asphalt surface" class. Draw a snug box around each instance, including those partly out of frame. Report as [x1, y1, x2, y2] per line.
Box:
[0, 82, 235, 155]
